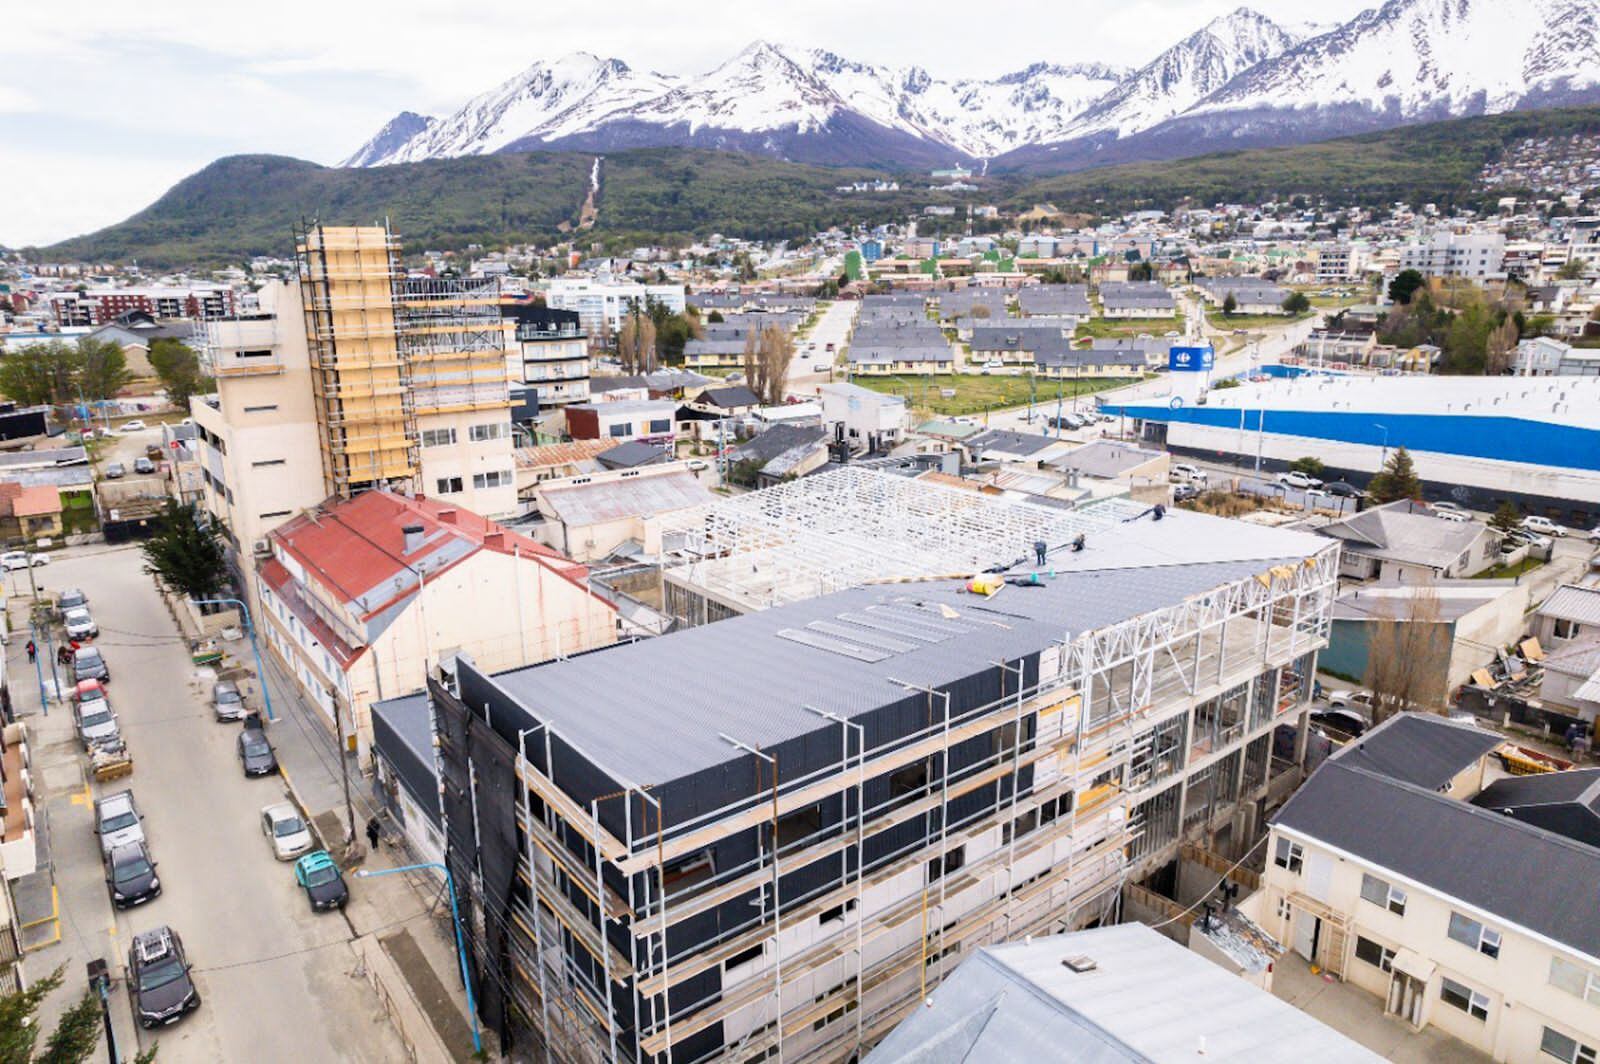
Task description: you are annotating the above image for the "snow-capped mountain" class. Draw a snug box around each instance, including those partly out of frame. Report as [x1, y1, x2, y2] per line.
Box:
[1058, 8, 1303, 140]
[344, 0, 1600, 172]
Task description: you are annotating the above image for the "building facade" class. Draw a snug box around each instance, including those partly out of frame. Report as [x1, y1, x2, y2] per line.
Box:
[505, 305, 590, 409]
[48, 285, 234, 326]
[545, 278, 686, 337]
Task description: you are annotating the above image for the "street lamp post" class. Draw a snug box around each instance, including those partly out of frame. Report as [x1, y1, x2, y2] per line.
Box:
[1374, 422, 1390, 469]
[191, 597, 275, 722]
[357, 863, 482, 1054]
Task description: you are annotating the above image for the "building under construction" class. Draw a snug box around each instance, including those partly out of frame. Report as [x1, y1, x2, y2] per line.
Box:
[295, 222, 519, 517]
[426, 471, 1339, 1062]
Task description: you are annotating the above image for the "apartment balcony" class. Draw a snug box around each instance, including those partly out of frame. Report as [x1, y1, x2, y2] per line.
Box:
[515, 324, 586, 342]
[0, 724, 38, 881]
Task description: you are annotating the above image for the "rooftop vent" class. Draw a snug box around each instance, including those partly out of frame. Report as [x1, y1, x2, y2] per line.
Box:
[402, 524, 425, 554]
[1061, 955, 1098, 974]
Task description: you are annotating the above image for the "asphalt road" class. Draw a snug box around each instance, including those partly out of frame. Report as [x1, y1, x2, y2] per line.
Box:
[789, 299, 859, 395]
[16, 545, 404, 1062]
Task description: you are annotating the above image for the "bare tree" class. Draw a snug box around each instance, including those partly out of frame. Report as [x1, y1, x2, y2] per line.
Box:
[1486, 316, 1519, 375]
[741, 329, 766, 403]
[1362, 584, 1451, 723]
[757, 325, 795, 406]
[618, 312, 657, 374]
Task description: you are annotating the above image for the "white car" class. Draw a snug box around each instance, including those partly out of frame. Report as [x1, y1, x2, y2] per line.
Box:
[1277, 470, 1324, 490]
[64, 607, 98, 640]
[1170, 463, 1208, 484]
[117, 420, 147, 433]
[0, 551, 47, 571]
[1434, 509, 1472, 524]
[1522, 515, 1566, 537]
[1589, 525, 1600, 545]
[1327, 689, 1376, 710]
[980, 359, 1004, 372]
[1431, 500, 1464, 513]
[261, 803, 313, 861]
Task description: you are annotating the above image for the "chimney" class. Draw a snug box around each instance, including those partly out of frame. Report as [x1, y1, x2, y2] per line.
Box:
[484, 531, 504, 551]
[401, 524, 425, 554]
[438, 508, 457, 524]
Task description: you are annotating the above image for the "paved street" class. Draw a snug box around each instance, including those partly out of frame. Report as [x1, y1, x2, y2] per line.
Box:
[10, 544, 406, 1062]
[789, 299, 859, 394]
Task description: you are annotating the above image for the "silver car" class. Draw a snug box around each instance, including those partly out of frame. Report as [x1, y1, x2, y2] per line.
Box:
[94, 790, 145, 856]
[212, 681, 247, 722]
[64, 607, 98, 640]
[75, 693, 120, 750]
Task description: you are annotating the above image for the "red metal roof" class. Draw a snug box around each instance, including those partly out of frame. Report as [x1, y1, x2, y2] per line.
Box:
[268, 491, 597, 621]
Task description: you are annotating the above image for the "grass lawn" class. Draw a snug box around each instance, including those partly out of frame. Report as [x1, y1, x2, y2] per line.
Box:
[851, 373, 1124, 417]
[843, 251, 864, 282]
[1076, 317, 1182, 339]
[1206, 311, 1314, 331]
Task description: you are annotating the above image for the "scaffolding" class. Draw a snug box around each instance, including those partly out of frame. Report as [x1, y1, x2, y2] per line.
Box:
[658, 467, 1146, 615]
[460, 541, 1340, 1063]
[397, 276, 514, 416]
[296, 222, 417, 495]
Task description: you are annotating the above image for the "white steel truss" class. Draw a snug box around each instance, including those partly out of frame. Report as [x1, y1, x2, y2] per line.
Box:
[659, 466, 1146, 612]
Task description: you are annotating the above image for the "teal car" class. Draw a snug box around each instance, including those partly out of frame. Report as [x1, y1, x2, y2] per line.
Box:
[293, 851, 349, 912]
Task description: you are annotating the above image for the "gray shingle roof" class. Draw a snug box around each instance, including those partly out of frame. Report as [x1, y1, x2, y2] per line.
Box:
[1471, 769, 1600, 849]
[1316, 500, 1485, 571]
[1274, 750, 1600, 959]
[1330, 713, 1503, 791]
[1538, 584, 1600, 626]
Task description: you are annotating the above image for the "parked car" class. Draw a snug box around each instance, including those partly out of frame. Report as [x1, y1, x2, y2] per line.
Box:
[1277, 470, 1324, 490]
[1325, 481, 1361, 498]
[74, 688, 119, 750]
[294, 851, 349, 912]
[1326, 689, 1376, 710]
[1170, 463, 1208, 484]
[58, 588, 88, 613]
[64, 607, 98, 640]
[0, 551, 47, 571]
[979, 359, 1004, 372]
[811, 362, 830, 373]
[212, 680, 247, 722]
[686, 459, 709, 472]
[1431, 500, 1465, 513]
[104, 462, 126, 479]
[127, 927, 200, 1029]
[1522, 515, 1566, 537]
[1589, 525, 1600, 544]
[106, 841, 161, 908]
[1504, 528, 1553, 552]
[1172, 483, 1201, 502]
[1310, 708, 1370, 739]
[1434, 509, 1472, 524]
[94, 790, 145, 856]
[133, 456, 156, 475]
[261, 802, 313, 861]
[118, 420, 147, 433]
[237, 726, 278, 777]
[73, 646, 110, 683]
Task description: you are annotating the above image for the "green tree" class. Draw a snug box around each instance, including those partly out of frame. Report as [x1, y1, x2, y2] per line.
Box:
[0, 342, 74, 407]
[707, 310, 724, 324]
[1368, 446, 1422, 504]
[1221, 292, 1237, 316]
[1556, 257, 1588, 281]
[148, 339, 212, 415]
[0, 964, 157, 1062]
[140, 500, 229, 601]
[1441, 303, 1493, 374]
[1489, 500, 1521, 535]
[73, 339, 132, 402]
[1281, 291, 1312, 314]
[1288, 456, 1326, 477]
[1387, 269, 1426, 305]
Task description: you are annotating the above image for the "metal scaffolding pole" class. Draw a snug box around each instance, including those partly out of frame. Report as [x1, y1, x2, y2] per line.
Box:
[805, 705, 867, 1053]
[517, 726, 556, 1064]
[591, 799, 618, 1062]
[718, 734, 784, 1064]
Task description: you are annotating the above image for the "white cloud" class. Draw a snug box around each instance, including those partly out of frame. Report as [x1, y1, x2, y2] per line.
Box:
[0, 0, 1375, 247]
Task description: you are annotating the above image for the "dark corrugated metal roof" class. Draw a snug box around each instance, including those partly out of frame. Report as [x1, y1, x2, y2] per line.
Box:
[1332, 713, 1503, 791]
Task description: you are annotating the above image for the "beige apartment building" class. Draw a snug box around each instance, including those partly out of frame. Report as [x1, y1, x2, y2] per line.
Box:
[1257, 713, 1600, 1064]
[258, 489, 616, 762]
[193, 280, 325, 566]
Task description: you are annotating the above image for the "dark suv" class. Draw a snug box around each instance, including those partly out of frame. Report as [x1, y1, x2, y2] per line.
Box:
[106, 840, 161, 908]
[128, 927, 200, 1028]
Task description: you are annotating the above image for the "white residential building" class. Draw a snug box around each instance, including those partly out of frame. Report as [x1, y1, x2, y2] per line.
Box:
[818, 381, 907, 453]
[1400, 233, 1506, 281]
[544, 277, 686, 336]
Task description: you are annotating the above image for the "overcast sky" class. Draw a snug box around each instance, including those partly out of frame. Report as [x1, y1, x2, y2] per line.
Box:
[0, 0, 1373, 249]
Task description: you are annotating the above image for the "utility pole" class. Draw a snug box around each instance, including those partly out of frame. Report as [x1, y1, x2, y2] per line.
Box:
[330, 685, 357, 848]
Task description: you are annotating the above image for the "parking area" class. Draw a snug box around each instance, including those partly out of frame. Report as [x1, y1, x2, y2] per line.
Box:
[8, 544, 406, 1062]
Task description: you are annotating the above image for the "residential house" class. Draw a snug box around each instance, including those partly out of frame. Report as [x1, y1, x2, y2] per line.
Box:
[1516, 337, 1573, 376]
[531, 464, 714, 562]
[83, 311, 196, 379]
[867, 923, 1382, 1063]
[1259, 712, 1600, 1064]
[1323, 581, 1532, 692]
[818, 382, 907, 454]
[1532, 584, 1600, 648]
[685, 385, 763, 419]
[563, 400, 677, 444]
[1317, 501, 1498, 581]
[258, 489, 615, 762]
[729, 424, 830, 486]
[1537, 639, 1600, 724]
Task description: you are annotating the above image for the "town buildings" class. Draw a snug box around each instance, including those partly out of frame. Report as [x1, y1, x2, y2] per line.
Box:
[47, 285, 234, 326]
[1399, 232, 1506, 281]
[504, 305, 590, 410]
[544, 277, 686, 336]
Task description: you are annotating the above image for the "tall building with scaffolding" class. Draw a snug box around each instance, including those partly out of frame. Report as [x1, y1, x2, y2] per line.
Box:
[420, 469, 1340, 1062]
[295, 223, 519, 517]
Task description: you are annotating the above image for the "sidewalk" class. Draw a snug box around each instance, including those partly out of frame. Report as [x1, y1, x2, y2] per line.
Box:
[232, 636, 494, 1060]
